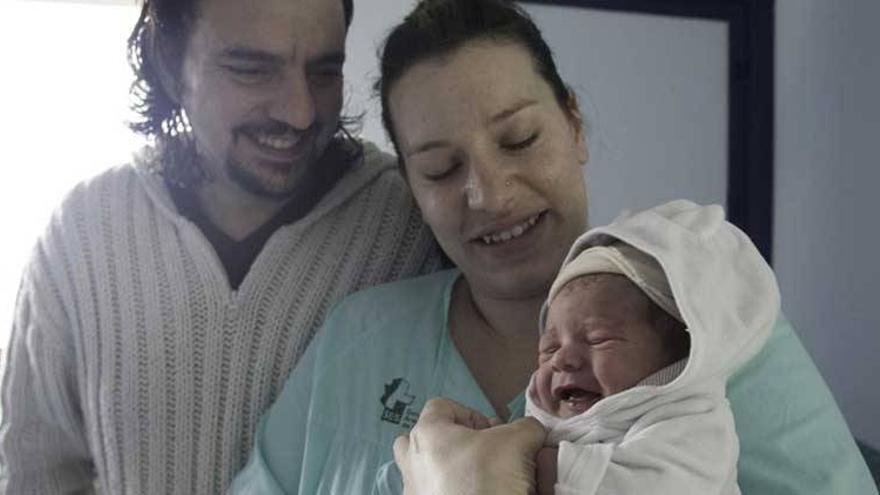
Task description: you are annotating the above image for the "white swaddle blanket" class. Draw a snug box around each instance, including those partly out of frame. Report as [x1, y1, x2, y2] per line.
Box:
[525, 200, 780, 495]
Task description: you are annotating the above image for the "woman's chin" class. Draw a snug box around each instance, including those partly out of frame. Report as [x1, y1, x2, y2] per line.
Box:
[466, 266, 555, 302]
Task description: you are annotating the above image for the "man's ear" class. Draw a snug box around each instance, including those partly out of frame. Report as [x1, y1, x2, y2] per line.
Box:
[148, 30, 184, 105]
[565, 90, 589, 165]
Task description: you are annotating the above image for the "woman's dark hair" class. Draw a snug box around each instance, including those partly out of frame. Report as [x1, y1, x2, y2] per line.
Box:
[376, 0, 576, 167]
[127, 0, 355, 143]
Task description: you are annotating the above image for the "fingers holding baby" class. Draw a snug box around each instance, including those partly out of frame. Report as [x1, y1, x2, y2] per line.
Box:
[393, 398, 546, 495]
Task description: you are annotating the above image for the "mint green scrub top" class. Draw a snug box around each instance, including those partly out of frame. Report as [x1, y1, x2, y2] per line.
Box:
[229, 270, 877, 494]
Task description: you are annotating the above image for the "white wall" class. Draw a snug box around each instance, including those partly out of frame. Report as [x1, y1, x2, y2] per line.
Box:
[344, 0, 419, 150]
[775, 0, 880, 449]
[0, 1, 143, 353]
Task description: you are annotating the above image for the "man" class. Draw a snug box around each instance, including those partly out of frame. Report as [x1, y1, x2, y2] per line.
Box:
[0, 0, 438, 492]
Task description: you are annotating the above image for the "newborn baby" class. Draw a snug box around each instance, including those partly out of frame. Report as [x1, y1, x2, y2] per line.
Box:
[531, 271, 689, 421]
[525, 200, 780, 495]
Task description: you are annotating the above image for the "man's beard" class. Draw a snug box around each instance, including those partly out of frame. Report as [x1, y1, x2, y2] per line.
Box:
[225, 151, 318, 200]
[225, 123, 325, 200]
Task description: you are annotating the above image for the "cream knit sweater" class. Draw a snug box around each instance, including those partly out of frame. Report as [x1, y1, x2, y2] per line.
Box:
[0, 143, 439, 494]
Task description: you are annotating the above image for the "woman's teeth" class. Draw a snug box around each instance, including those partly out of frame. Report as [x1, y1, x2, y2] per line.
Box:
[480, 214, 540, 245]
[255, 133, 298, 150]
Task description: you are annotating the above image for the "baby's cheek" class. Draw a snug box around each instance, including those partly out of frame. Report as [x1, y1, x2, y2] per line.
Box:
[532, 365, 558, 410]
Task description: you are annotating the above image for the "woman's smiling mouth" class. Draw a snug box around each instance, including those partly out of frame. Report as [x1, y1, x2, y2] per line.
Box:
[477, 212, 544, 246]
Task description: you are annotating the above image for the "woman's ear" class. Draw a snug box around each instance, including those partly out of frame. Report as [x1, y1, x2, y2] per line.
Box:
[565, 90, 589, 165]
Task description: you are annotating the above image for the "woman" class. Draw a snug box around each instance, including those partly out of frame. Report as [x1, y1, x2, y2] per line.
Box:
[230, 0, 875, 493]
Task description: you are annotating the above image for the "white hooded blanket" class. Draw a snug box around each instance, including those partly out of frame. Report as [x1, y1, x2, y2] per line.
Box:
[525, 200, 780, 495]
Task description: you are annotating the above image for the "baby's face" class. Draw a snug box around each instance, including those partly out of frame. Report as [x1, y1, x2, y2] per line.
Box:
[533, 274, 681, 418]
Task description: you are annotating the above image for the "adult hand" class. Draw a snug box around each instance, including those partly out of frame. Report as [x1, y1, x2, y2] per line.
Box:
[393, 398, 546, 495]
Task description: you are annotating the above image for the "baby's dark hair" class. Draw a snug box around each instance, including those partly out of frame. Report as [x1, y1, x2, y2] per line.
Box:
[646, 296, 690, 362]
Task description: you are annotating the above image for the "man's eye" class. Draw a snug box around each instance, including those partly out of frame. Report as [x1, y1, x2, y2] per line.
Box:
[309, 68, 343, 85]
[502, 132, 539, 151]
[224, 65, 272, 82]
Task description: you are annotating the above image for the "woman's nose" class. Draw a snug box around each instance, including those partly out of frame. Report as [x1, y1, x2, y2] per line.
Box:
[464, 154, 514, 213]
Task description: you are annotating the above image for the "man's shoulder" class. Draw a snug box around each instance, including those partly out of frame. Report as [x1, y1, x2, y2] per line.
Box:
[58, 150, 161, 208]
[323, 141, 420, 226]
[355, 141, 407, 191]
[42, 152, 170, 239]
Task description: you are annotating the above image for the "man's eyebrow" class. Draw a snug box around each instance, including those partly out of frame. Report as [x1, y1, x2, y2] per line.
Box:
[219, 48, 345, 67]
[307, 51, 346, 68]
[220, 46, 283, 64]
[488, 99, 538, 125]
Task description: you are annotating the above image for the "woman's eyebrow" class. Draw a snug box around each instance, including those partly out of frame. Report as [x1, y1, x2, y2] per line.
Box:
[406, 139, 451, 158]
[487, 99, 538, 125]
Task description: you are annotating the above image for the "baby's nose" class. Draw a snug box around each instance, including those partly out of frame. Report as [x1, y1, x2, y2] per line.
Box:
[552, 345, 587, 371]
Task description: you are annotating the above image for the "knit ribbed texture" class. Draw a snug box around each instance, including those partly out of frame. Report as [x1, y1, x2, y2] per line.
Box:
[0, 143, 440, 494]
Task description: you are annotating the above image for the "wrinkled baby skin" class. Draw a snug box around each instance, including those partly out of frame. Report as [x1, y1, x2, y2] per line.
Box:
[533, 274, 684, 418]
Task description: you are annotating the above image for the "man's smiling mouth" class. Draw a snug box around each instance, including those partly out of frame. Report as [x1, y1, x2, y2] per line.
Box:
[251, 132, 301, 151]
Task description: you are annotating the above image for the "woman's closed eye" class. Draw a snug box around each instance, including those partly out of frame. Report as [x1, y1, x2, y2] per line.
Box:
[501, 132, 540, 151]
[422, 157, 463, 182]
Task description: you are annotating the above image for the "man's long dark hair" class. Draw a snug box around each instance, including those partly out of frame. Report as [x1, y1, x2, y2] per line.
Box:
[126, 0, 361, 185]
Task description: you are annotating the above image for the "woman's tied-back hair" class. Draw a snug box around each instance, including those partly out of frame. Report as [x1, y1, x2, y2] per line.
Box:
[375, 0, 578, 170]
[127, 0, 358, 185]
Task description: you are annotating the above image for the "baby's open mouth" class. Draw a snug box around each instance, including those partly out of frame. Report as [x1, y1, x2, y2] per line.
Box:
[555, 386, 601, 415]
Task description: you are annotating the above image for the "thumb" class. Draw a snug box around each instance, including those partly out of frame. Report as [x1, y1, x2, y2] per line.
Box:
[496, 417, 546, 454]
[393, 434, 411, 469]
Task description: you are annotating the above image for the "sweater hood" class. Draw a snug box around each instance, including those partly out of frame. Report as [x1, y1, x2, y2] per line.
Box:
[527, 200, 779, 434]
[129, 141, 397, 231]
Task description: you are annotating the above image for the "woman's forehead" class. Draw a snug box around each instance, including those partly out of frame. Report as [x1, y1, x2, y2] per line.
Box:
[389, 40, 557, 137]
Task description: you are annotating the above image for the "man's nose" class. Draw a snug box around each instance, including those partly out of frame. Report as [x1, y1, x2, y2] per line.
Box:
[464, 152, 515, 213]
[269, 71, 316, 131]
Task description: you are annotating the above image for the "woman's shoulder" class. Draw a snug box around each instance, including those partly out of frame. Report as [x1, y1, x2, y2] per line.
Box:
[727, 315, 877, 494]
[318, 269, 459, 343]
[334, 269, 458, 317]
